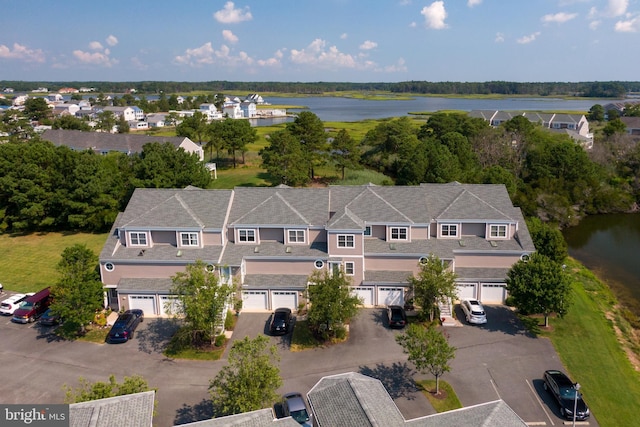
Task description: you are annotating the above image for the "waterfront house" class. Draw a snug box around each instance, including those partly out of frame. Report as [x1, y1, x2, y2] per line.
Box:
[98, 183, 534, 317]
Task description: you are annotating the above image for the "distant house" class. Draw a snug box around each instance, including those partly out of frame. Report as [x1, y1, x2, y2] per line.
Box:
[246, 93, 265, 104]
[41, 129, 204, 160]
[240, 101, 257, 118]
[469, 110, 593, 149]
[58, 87, 79, 94]
[222, 103, 243, 119]
[620, 116, 640, 138]
[128, 120, 149, 131]
[101, 106, 138, 122]
[52, 103, 80, 117]
[146, 113, 166, 128]
[199, 103, 222, 121]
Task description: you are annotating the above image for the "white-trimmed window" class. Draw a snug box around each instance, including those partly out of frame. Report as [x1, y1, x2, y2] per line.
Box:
[489, 224, 507, 239]
[288, 229, 305, 243]
[180, 232, 199, 246]
[344, 261, 355, 276]
[364, 226, 372, 237]
[337, 234, 355, 248]
[440, 224, 458, 237]
[390, 227, 408, 240]
[129, 232, 147, 246]
[238, 229, 256, 242]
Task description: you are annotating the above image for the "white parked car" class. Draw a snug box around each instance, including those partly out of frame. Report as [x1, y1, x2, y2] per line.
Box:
[460, 299, 487, 324]
[0, 293, 32, 316]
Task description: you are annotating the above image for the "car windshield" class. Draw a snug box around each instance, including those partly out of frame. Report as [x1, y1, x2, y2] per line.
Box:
[472, 310, 485, 315]
[290, 408, 309, 422]
[391, 310, 404, 320]
[20, 302, 34, 310]
[559, 386, 579, 399]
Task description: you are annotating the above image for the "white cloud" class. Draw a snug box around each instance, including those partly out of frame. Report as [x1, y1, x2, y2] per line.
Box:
[89, 41, 103, 50]
[214, 1, 252, 24]
[73, 50, 118, 67]
[130, 56, 147, 70]
[174, 42, 215, 65]
[0, 42, 45, 62]
[615, 15, 640, 32]
[467, 0, 482, 7]
[541, 12, 578, 23]
[106, 35, 118, 46]
[607, 0, 629, 17]
[290, 38, 360, 69]
[409, 21, 417, 28]
[516, 31, 541, 44]
[378, 57, 407, 73]
[495, 32, 505, 43]
[257, 49, 284, 67]
[359, 40, 378, 50]
[589, 20, 601, 30]
[340, 33, 348, 39]
[222, 30, 239, 43]
[421, 1, 448, 30]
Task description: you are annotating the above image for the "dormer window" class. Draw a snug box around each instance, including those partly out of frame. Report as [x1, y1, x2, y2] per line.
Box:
[239, 229, 256, 243]
[288, 229, 305, 244]
[180, 232, 199, 246]
[440, 224, 458, 238]
[489, 224, 508, 239]
[129, 232, 147, 246]
[390, 227, 408, 241]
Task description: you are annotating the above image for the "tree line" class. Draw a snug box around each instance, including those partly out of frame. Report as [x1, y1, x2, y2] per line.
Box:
[0, 140, 211, 232]
[3, 80, 638, 97]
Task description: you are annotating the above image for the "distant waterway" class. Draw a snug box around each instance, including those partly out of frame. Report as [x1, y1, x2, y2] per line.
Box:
[563, 213, 640, 313]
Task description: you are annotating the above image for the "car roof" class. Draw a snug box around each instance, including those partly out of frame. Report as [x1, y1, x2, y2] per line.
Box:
[275, 307, 291, 313]
[283, 393, 307, 411]
[546, 370, 573, 383]
[1, 294, 27, 304]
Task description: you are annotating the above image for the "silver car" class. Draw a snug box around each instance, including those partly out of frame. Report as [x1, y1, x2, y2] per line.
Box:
[460, 299, 487, 324]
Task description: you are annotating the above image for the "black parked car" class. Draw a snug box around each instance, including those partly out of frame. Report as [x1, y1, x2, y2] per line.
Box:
[269, 307, 292, 336]
[386, 305, 407, 328]
[38, 308, 60, 326]
[107, 309, 144, 343]
[543, 370, 590, 421]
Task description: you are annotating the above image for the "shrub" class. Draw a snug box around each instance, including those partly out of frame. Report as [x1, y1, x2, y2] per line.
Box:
[224, 310, 236, 331]
[214, 334, 226, 347]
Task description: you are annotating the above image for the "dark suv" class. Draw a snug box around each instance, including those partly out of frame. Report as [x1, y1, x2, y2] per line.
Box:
[107, 309, 144, 343]
[387, 305, 407, 328]
[269, 307, 292, 336]
[543, 370, 590, 421]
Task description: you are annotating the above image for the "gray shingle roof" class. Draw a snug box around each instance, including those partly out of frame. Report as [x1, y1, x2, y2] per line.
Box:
[307, 372, 406, 427]
[405, 399, 527, 427]
[42, 129, 194, 154]
[221, 241, 328, 266]
[174, 408, 300, 427]
[69, 390, 155, 427]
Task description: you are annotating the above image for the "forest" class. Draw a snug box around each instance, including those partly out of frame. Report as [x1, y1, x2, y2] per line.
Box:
[2, 80, 639, 98]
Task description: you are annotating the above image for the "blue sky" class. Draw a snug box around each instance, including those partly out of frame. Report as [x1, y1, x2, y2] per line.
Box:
[1, 0, 639, 83]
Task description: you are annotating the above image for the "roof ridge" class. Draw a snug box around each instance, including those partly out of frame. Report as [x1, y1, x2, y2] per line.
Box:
[439, 188, 514, 220]
[175, 193, 205, 228]
[349, 187, 414, 223]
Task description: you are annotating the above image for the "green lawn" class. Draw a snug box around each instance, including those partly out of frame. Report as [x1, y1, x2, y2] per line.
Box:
[539, 258, 640, 427]
[0, 232, 108, 293]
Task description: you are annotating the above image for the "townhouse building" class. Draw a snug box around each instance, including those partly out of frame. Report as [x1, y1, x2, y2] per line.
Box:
[99, 183, 535, 316]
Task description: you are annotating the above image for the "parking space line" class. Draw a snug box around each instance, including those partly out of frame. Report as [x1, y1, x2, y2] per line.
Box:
[526, 378, 555, 426]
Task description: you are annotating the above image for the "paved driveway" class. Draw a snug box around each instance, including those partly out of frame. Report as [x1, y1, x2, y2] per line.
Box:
[0, 306, 598, 426]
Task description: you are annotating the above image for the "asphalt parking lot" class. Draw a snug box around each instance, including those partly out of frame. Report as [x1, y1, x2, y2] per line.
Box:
[0, 302, 598, 426]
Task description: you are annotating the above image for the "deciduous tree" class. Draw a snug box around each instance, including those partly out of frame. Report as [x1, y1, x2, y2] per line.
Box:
[50, 244, 103, 335]
[408, 255, 458, 322]
[306, 269, 362, 339]
[209, 336, 282, 416]
[64, 375, 153, 403]
[396, 324, 455, 394]
[330, 129, 361, 180]
[260, 129, 309, 186]
[505, 252, 572, 327]
[169, 260, 234, 347]
[525, 217, 567, 263]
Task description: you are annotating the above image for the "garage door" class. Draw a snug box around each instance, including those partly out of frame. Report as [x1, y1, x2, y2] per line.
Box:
[456, 283, 478, 301]
[352, 287, 374, 307]
[129, 295, 157, 315]
[271, 291, 298, 311]
[480, 283, 506, 304]
[378, 287, 404, 306]
[159, 296, 182, 317]
[242, 290, 268, 311]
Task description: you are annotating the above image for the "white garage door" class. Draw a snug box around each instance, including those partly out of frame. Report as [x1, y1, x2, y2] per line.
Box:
[242, 291, 268, 311]
[378, 287, 404, 306]
[129, 295, 157, 315]
[159, 296, 182, 317]
[480, 283, 506, 304]
[352, 287, 374, 307]
[456, 283, 478, 301]
[271, 291, 298, 311]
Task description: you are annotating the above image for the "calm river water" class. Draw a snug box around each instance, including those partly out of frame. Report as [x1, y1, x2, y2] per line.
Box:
[563, 214, 640, 312]
[262, 95, 621, 122]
